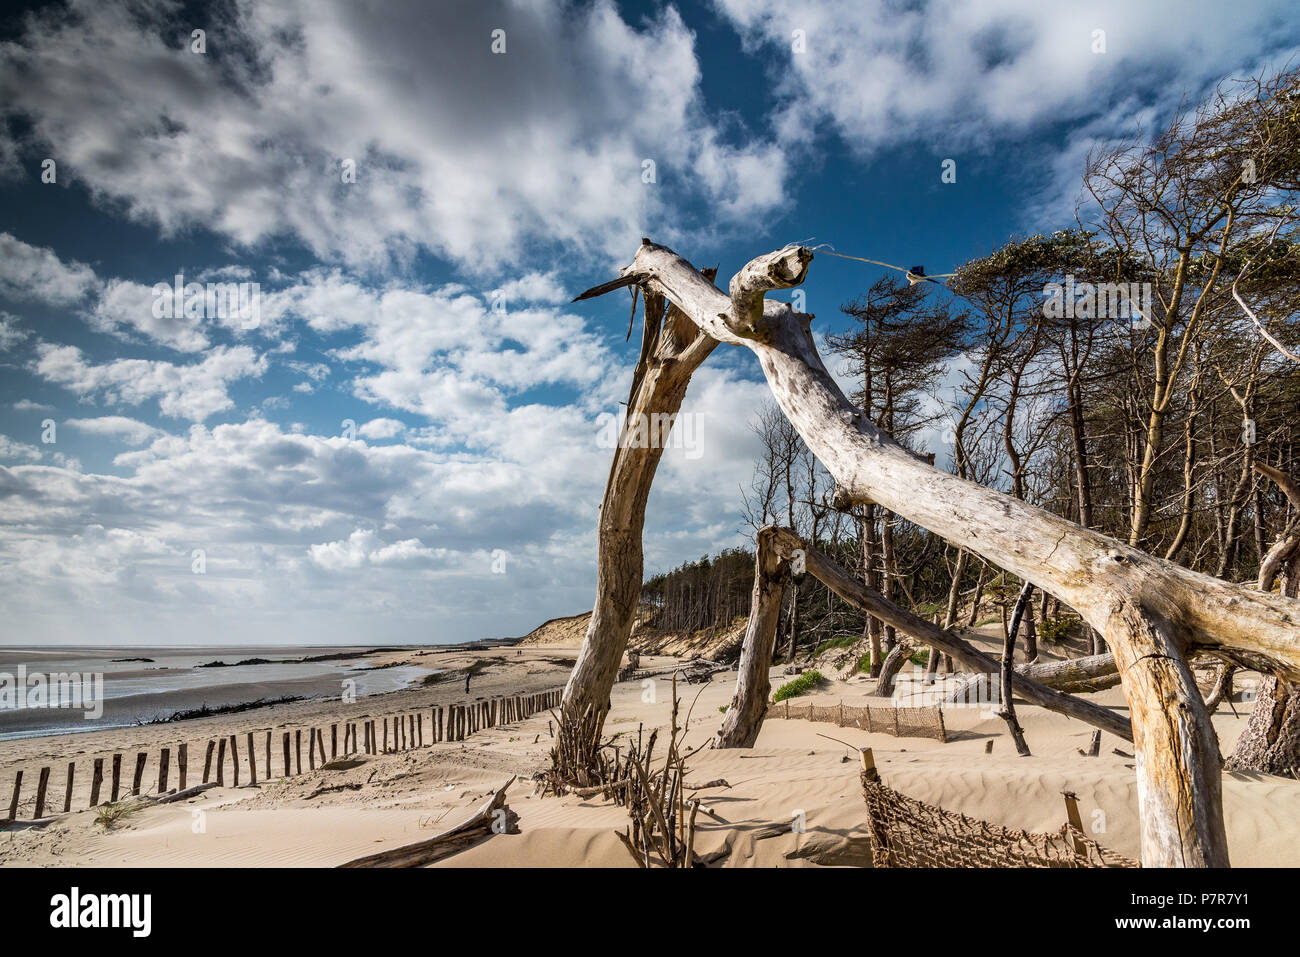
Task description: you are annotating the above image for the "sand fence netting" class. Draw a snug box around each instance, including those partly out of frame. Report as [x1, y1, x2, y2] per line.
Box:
[861, 775, 1139, 868]
[776, 700, 947, 742]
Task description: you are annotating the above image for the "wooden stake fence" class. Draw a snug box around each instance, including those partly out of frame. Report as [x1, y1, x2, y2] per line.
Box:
[1, 688, 564, 821]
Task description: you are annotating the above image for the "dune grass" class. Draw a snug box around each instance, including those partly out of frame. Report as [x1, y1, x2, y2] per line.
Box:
[773, 670, 824, 702]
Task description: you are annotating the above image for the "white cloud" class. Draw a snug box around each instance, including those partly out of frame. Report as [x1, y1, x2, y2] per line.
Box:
[715, 0, 1300, 155]
[12, 399, 54, 412]
[0, 0, 788, 270]
[0, 434, 43, 463]
[65, 415, 166, 446]
[358, 418, 406, 440]
[0, 233, 98, 305]
[90, 278, 212, 353]
[33, 343, 268, 421]
[0, 311, 29, 349]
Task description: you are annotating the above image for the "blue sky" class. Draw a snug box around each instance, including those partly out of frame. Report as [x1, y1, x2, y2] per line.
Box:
[1, 0, 1297, 645]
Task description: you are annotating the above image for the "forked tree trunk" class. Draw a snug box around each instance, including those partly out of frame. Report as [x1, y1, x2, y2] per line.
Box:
[561, 282, 718, 725]
[573, 241, 1300, 867]
[874, 641, 912, 698]
[717, 526, 791, 748]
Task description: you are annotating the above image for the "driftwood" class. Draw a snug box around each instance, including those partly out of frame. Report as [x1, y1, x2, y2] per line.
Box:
[717, 526, 791, 747]
[153, 782, 219, 804]
[566, 239, 1300, 866]
[336, 777, 516, 868]
[561, 270, 721, 725]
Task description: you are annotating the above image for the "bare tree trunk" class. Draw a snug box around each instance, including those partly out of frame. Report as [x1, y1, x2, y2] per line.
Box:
[999, 582, 1034, 756]
[1103, 607, 1226, 867]
[575, 240, 1300, 866]
[717, 527, 790, 748]
[1225, 676, 1300, 775]
[1203, 664, 1235, 713]
[874, 641, 912, 699]
[1228, 462, 1300, 774]
[561, 284, 718, 725]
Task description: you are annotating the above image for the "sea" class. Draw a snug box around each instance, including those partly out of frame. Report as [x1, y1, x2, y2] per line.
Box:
[0, 645, 432, 741]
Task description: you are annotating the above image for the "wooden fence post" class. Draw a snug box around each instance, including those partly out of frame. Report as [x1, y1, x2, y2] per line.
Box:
[282, 732, 291, 776]
[111, 753, 122, 802]
[132, 752, 147, 795]
[265, 732, 271, 777]
[178, 744, 188, 791]
[216, 738, 226, 786]
[158, 748, 170, 793]
[90, 759, 103, 807]
[33, 766, 49, 819]
[1062, 790, 1089, 859]
[295, 730, 302, 774]
[8, 770, 22, 820]
[203, 740, 215, 784]
[331, 724, 338, 759]
[229, 735, 239, 787]
[308, 729, 317, 771]
[247, 732, 257, 785]
[63, 762, 75, 813]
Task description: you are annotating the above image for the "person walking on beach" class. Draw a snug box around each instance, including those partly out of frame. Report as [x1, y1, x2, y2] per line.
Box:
[465, 670, 471, 694]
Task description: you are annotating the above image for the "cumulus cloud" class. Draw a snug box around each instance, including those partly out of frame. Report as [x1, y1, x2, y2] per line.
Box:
[32, 343, 268, 421]
[0, 233, 98, 305]
[0, 0, 788, 270]
[715, 0, 1300, 155]
[358, 418, 406, 440]
[0, 311, 29, 350]
[0, 434, 43, 463]
[64, 416, 166, 446]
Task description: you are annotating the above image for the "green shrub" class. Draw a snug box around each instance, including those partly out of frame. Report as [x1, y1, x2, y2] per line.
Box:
[857, 653, 872, 673]
[773, 670, 824, 702]
[909, 648, 930, 666]
[1039, 616, 1079, 644]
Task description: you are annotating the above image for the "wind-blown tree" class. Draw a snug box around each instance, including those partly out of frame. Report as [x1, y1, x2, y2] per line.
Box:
[825, 276, 969, 674]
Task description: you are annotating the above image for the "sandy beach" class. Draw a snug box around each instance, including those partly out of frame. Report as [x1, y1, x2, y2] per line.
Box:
[2, 640, 1296, 868]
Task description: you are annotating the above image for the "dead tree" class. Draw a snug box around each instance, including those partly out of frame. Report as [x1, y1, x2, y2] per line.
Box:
[572, 240, 1300, 867]
[716, 526, 791, 748]
[561, 274, 719, 724]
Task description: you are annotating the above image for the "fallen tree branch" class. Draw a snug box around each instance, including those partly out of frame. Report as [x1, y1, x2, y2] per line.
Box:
[336, 777, 515, 868]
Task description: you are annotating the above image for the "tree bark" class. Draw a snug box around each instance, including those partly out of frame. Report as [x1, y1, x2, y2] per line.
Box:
[1226, 463, 1300, 774]
[999, 582, 1034, 756]
[1225, 676, 1300, 775]
[717, 527, 790, 748]
[561, 282, 718, 725]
